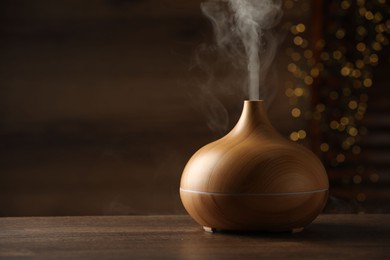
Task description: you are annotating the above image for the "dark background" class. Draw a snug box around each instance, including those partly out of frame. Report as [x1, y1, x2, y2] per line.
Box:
[0, 0, 388, 216]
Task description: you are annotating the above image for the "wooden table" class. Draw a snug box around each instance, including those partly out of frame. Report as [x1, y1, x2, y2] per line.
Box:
[0, 214, 389, 259]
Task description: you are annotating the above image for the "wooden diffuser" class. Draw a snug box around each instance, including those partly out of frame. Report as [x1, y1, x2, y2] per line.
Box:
[180, 100, 329, 232]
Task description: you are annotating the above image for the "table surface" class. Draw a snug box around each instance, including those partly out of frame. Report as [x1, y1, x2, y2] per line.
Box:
[0, 214, 389, 259]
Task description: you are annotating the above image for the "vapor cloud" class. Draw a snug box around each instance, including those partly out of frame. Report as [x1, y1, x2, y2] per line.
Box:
[201, 0, 283, 100]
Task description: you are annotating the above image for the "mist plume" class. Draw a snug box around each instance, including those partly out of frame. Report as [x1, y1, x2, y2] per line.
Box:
[201, 0, 283, 100]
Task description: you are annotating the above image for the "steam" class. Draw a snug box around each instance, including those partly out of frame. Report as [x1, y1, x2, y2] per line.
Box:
[201, 0, 283, 100]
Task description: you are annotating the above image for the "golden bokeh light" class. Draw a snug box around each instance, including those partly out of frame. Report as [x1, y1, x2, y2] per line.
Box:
[348, 126, 358, 136]
[296, 23, 306, 33]
[330, 121, 339, 129]
[352, 145, 361, 154]
[355, 59, 365, 69]
[335, 29, 346, 39]
[320, 52, 330, 61]
[291, 108, 301, 118]
[363, 78, 372, 87]
[294, 87, 304, 96]
[298, 130, 307, 139]
[365, 11, 374, 20]
[332, 50, 343, 60]
[287, 63, 297, 72]
[310, 68, 320, 77]
[369, 54, 378, 64]
[340, 66, 351, 76]
[289, 131, 299, 141]
[356, 42, 366, 52]
[293, 36, 304, 46]
[320, 143, 329, 152]
[340, 0, 351, 10]
[340, 116, 350, 125]
[336, 153, 346, 162]
[304, 76, 314, 85]
[348, 100, 358, 109]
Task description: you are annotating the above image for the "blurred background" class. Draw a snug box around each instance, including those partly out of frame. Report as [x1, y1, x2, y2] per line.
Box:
[0, 0, 389, 216]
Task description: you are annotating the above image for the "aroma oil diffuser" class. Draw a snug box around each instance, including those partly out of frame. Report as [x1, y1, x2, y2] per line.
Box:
[180, 100, 329, 232]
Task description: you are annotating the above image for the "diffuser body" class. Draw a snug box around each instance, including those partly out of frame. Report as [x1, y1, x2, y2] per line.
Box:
[180, 100, 328, 232]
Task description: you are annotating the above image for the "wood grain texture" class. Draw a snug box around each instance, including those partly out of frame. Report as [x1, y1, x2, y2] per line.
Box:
[0, 214, 389, 259]
[180, 191, 328, 231]
[180, 100, 329, 231]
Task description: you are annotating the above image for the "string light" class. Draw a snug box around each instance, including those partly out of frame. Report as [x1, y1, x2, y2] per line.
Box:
[285, 0, 388, 143]
[284, 0, 389, 209]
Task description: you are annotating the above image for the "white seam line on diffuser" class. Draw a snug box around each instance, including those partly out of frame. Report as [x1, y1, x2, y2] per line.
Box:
[179, 188, 328, 196]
